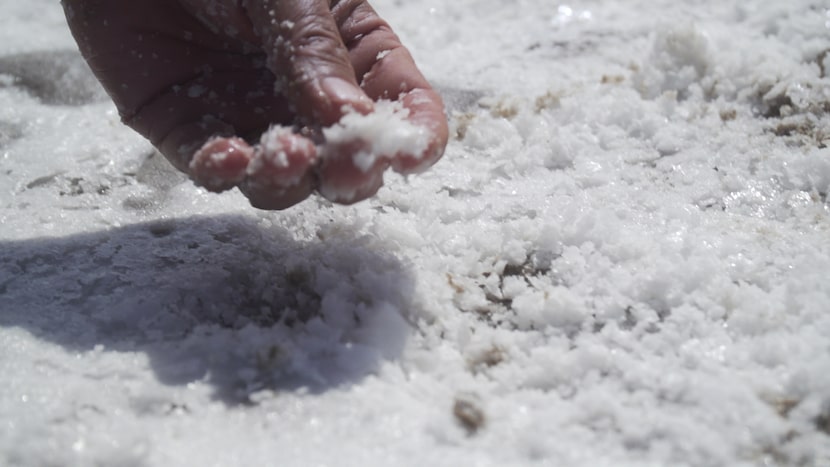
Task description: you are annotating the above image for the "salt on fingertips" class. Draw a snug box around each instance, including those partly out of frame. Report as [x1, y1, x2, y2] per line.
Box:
[245, 126, 317, 189]
[189, 136, 251, 191]
[321, 99, 431, 173]
[256, 126, 293, 169]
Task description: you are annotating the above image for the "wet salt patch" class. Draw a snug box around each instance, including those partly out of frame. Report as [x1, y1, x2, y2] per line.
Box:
[322, 99, 430, 172]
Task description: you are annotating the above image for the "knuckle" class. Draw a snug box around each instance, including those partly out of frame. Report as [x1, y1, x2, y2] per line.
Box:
[288, 15, 342, 49]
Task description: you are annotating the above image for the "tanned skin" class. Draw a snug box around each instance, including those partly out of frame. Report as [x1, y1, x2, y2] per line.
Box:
[62, 0, 448, 208]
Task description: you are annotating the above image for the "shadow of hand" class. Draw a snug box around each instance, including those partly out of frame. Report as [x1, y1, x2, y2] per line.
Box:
[0, 214, 415, 404]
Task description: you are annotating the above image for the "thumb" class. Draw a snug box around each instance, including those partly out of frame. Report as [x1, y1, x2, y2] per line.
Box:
[242, 0, 373, 126]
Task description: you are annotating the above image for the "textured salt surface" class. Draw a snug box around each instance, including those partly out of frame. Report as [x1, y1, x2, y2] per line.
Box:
[1, 0, 829, 466]
[321, 100, 429, 172]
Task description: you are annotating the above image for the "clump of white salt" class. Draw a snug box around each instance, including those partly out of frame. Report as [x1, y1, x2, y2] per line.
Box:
[256, 127, 293, 168]
[244, 126, 316, 190]
[321, 99, 430, 172]
[633, 24, 713, 99]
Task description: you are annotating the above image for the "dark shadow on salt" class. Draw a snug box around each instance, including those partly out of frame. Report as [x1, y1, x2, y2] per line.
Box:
[0, 215, 415, 405]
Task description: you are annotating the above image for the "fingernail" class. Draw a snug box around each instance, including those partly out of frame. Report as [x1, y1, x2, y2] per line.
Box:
[321, 77, 373, 113]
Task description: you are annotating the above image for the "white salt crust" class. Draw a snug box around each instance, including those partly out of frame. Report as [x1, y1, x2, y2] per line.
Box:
[1, 0, 829, 466]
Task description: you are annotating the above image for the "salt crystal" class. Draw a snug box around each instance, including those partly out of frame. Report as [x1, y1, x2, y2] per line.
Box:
[321, 99, 430, 173]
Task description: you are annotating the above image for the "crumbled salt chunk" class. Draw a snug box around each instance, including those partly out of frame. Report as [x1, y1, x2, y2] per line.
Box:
[322, 100, 430, 172]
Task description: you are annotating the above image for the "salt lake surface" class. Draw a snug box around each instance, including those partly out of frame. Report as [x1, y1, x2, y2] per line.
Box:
[1, 1, 829, 465]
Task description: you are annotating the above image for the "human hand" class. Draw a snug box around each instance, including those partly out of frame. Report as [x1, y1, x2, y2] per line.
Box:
[62, 0, 448, 208]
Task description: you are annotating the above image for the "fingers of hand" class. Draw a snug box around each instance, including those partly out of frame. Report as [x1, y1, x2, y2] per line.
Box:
[312, 81, 448, 203]
[189, 137, 254, 192]
[242, 0, 372, 125]
[188, 129, 317, 210]
[181, 0, 446, 207]
[389, 88, 449, 175]
[238, 130, 318, 210]
[339, 14, 449, 174]
[316, 139, 388, 204]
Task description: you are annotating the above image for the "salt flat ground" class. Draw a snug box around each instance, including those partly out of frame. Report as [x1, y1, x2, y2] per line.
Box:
[1, 1, 829, 466]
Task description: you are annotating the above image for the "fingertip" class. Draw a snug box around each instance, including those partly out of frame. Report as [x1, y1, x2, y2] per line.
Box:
[240, 177, 315, 210]
[318, 170, 385, 205]
[392, 89, 449, 174]
[239, 128, 317, 210]
[189, 137, 253, 192]
[249, 127, 318, 184]
[316, 142, 388, 204]
[402, 88, 449, 137]
[390, 139, 446, 175]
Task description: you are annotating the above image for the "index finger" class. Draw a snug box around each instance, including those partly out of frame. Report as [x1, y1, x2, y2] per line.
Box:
[332, 1, 449, 173]
[241, 0, 374, 125]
